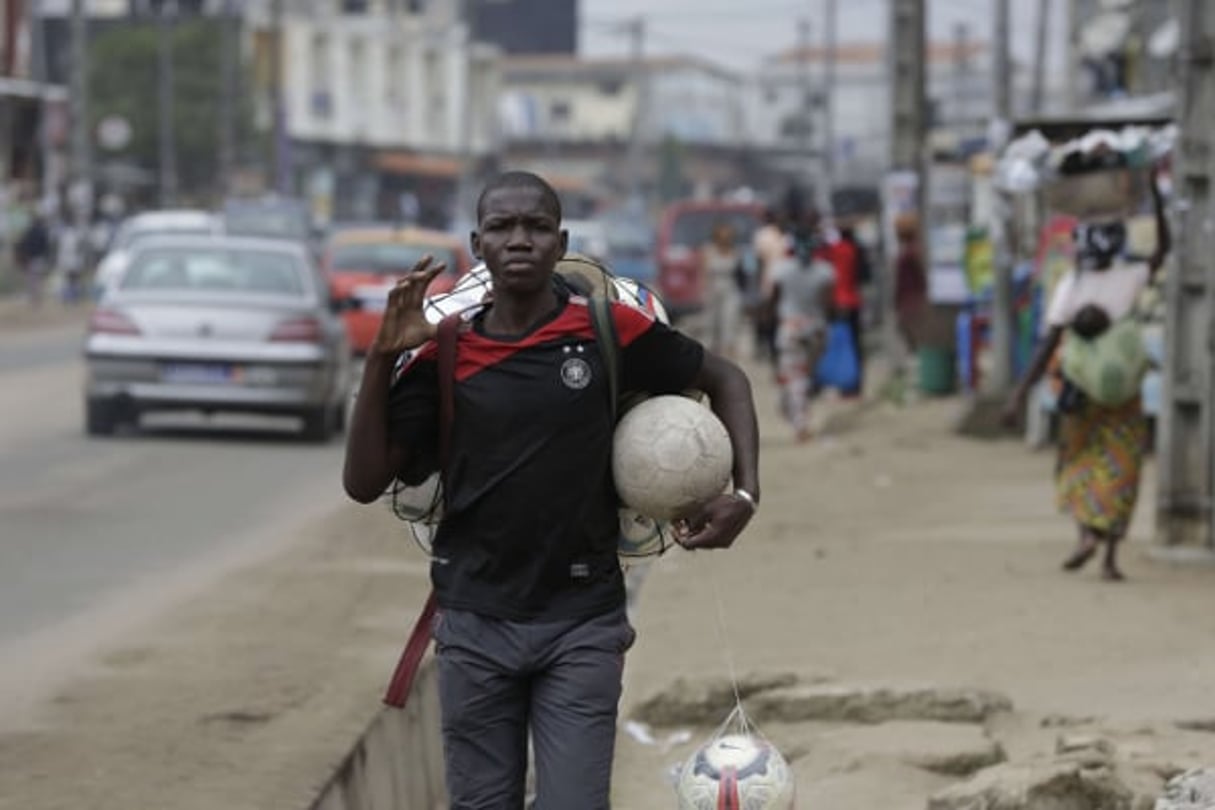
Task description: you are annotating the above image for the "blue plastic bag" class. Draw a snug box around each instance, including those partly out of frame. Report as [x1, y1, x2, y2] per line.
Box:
[815, 320, 860, 391]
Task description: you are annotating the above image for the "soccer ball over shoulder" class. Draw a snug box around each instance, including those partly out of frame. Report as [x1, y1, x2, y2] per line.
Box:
[549, 254, 734, 531]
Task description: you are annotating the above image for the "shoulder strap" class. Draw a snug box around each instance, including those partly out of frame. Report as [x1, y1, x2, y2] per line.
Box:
[588, 295, 619, 422]
[436, 314, 461, 478]
[384, 316, 457, 710]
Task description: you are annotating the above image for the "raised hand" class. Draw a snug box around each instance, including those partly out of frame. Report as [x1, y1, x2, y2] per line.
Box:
[370, 255, 446, 357]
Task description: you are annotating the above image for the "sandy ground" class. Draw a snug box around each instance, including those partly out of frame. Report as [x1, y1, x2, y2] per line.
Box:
[0, 295, 91, 335]
[3, 357, 1215, 809]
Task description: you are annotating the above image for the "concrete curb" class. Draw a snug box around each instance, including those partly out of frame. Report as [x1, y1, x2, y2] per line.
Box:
[309, 661, 447, 810]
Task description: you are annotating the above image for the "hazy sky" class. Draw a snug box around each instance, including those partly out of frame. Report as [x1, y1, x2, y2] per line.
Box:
[581, 0, 1069, 73]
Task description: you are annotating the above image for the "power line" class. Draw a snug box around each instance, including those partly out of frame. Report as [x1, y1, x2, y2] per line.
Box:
[642, 28, 790, 60]
[584, 4, 807, 24]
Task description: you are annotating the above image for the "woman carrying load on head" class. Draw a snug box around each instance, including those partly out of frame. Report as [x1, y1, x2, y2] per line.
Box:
[1004, 167, 1170, 582]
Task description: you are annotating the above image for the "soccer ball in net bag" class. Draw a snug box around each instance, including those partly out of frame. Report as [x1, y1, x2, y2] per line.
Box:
[612, 395, 733, 522]
[676, 734, 795, 810]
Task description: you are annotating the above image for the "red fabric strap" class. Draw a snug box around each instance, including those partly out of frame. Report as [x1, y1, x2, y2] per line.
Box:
[383, 315, 461, 709]
[382, 591, 438, 707]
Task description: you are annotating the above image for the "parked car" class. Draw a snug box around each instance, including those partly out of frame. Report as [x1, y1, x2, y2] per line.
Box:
[84, 235, 352, 441]
[220, 196, 313, 243]
[93, 209, 222, 295]
[602, 216, 657, 285]
[564, 219, 610, 262]
[324, 225, 472, 355]
[655, 200, 764, 320]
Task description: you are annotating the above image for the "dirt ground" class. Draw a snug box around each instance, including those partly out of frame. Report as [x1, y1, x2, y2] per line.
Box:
[3, 358, 1215, 809]
[0, 295, 90, 334]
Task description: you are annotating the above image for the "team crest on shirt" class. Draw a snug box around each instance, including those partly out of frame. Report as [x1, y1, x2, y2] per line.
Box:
[560, 344, 592, 390]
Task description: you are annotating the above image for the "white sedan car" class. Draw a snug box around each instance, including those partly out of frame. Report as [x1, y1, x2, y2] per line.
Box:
[93, 210, 223, 295]
[85, 235, 352, 441]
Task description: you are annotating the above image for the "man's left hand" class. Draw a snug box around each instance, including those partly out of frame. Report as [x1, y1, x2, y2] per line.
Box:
[674, 493, 754, 550]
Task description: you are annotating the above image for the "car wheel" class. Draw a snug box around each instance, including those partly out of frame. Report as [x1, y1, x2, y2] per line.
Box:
[300, 405, 336, 443]
[85, 398, 118, 437]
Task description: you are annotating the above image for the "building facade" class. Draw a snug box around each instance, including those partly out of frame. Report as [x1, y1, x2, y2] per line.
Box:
[745, 40, 1005, 188]
[244, 0, 500, 225]
[497, 54, 755, 203]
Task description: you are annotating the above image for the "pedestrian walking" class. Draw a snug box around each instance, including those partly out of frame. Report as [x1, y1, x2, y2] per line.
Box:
[752, 207, 787, 363]
[15, 211, 52, 308]
[342, 171, 760, 808]
[55, 223, 87, 305]
[699, 220, 746, 359]
[893, 215, 928, 354]
[832, 224, 868, 397]
[772, 226, 836, 443]
[1004, 168, 1169, 581]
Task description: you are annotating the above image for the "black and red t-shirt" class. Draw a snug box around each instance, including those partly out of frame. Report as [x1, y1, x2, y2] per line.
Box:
[388, 288, 704, 621]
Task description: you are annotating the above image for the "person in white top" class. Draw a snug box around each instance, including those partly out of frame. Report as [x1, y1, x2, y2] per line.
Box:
[752, 208, 788, 362]
[1004, 167, 1170, 581]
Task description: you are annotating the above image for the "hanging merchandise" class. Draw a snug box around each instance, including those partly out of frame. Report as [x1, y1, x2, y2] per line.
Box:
[995, 124, 1176, 198]
[995, 123, 1175, 220]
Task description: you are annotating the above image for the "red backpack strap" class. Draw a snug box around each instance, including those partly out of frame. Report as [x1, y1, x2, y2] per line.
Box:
[383, 313, 461, 709]
[382, 590, 437, 708]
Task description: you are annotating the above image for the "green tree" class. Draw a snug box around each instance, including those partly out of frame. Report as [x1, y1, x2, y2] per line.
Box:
[88, 20, 255, 203]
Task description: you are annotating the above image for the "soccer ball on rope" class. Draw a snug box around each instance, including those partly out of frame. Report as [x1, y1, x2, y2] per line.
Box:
[675, 733, 796, 809]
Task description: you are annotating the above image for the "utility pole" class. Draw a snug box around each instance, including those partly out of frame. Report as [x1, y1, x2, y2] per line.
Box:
[269, 0, 289, 194]
[821, 0, 837, 211]
[993, 0, 1012, 126]
[68, 0, 91, 219]
[157, 0, 178, 207]
[218, 0, 237, 198]
[1065, 0, 1081, 109]
[623, 15, 647, 204]
[985, 0, 1015, 396]
[797, 17, 813, 185]
[951, 22, 969, 126]
[31, 0, 53, 204]
[1156, 0, 1215, 553]
[887, 0, 925, 363]
[1030, 0, 1050, 113]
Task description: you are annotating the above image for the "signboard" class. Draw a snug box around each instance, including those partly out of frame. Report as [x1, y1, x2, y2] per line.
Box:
[928, 222, 969, 304]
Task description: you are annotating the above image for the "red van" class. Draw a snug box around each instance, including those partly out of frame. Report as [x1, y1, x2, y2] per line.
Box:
[655, 200, 765, 320]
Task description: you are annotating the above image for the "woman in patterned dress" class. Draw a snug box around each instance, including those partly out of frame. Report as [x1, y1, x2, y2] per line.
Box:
[1005, 171, 1169, 580]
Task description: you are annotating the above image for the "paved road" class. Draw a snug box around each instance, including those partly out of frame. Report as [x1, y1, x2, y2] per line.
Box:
[0, 326, 351, 697]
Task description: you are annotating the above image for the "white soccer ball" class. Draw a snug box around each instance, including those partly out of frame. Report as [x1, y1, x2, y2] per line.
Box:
[612, 395, 733, 522]
[611, 276, 670, 324]
[676, 734, 796, 810]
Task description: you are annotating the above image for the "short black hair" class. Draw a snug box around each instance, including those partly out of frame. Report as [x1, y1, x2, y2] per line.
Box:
[476, 171, 563, 223]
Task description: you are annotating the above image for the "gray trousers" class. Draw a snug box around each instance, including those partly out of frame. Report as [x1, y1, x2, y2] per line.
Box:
[433, 606, 635, 809]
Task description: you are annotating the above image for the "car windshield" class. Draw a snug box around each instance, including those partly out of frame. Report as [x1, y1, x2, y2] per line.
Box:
[120, 248, 307, 296]
[223, 204, 310, 241]
[669, 210, 760, 249]
[329, 242, 456, 275]
[119, 227, 214, 251]
[605, 221, 654, 257]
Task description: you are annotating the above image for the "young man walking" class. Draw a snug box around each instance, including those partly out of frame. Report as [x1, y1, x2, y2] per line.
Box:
[343, 171, 760, 808]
